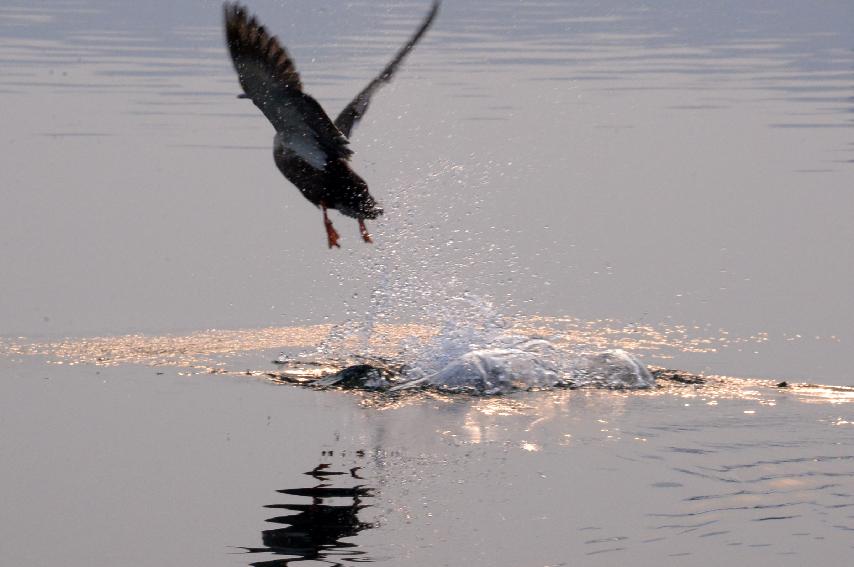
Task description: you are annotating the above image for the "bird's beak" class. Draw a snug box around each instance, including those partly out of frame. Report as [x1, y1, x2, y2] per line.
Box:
[237, 93, 249, 99]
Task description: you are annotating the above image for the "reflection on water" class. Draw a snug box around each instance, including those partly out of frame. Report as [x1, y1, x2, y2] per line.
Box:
[222, 386, 853, 563]
[2, 349, 852, 564]
[356, 382, 854, 560]
[243, 460, 374, 566]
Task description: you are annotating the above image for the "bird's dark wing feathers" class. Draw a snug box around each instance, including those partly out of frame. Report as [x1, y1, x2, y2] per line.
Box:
[224, 2, 351, 161]
[334, 1, 440, 139]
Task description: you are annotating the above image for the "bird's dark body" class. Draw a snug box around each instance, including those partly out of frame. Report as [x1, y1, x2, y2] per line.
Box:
[272, 147, 380, 220]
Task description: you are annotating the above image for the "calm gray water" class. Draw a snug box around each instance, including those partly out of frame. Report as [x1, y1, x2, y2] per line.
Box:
[1, 0, 853, 565]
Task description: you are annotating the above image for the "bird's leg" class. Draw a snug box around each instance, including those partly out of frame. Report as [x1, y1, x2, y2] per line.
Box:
[358, 219, 373, 244]
[322, 204, 341, 249]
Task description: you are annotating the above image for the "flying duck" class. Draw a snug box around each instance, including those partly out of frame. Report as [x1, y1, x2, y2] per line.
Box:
[223, 1, 440, 248]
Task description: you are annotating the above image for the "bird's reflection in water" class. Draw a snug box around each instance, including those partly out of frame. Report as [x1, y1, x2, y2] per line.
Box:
[243, 460, 374, 566]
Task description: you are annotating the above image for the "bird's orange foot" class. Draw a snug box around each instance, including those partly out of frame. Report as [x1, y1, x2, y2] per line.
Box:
[358, 219, 373, 244]
[322, 204, 341, 249]
[325, 223, 341, 249]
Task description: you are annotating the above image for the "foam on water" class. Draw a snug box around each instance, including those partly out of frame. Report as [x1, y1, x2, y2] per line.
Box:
[387, 295, 654, 393]
[305, 292, 654, 394]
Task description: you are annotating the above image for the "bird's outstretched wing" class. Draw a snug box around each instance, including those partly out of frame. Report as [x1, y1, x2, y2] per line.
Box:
[224, 2, 352, 162]
[334, 1, 440, 139]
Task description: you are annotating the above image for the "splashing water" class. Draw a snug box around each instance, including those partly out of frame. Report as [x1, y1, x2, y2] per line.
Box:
[305, 163, 655, 394]
[391, 295, 654, 393]
[306, 292, 654, 394]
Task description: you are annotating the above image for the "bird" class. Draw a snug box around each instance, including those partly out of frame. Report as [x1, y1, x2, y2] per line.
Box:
[223, 1, 440, 248]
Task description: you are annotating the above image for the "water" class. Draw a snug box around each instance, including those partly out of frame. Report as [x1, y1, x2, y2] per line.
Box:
[297, 294, 658, 393]
[1, 0, 853, 565]
[2, 356, 852, 566]
[2, 0, 852, 382]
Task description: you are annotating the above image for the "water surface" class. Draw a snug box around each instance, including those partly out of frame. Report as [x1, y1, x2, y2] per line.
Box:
[2, 0, 852, 382]
[1, 1, 853, 565]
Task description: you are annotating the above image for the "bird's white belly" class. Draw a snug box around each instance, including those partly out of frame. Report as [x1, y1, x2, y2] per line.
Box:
[274, 131, 327, 170]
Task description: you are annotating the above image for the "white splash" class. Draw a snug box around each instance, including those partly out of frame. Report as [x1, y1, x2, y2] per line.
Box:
[312, 162, 655, 394]
[390, 295, 654, 394]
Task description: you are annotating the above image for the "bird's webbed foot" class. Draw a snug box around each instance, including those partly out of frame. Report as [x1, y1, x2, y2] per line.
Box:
[358, 219, 373, 244]
[322, 205, 341, 249]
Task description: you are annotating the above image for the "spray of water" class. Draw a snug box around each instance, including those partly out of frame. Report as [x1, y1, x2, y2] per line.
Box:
[307, 161, 654, 393]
